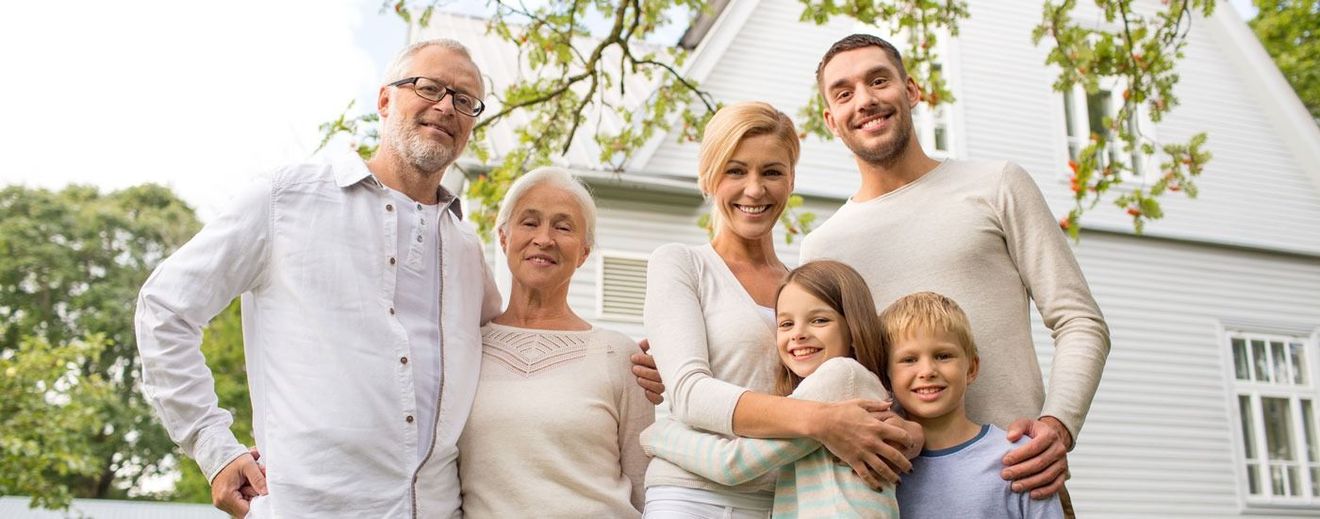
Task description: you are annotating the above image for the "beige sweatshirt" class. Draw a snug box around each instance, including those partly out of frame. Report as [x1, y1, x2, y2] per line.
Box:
[800, 159, 1110, 440]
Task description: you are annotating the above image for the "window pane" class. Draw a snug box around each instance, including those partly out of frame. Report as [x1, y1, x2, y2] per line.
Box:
[1254, 339, 1271, 382]
[1063, 90, 1076, 138]
[1233, 338, 1250, 380]
[1241, 395, 1257, 458]
[1272, 464, 1286, 495]
[1304, 400, 1318, 463]
[1288, 466, 1301, 496]
[1248, 463, 1261, 494]
[934, 126, 948, 152]
[1263, 397, 1296, 461]
[1087, 90, 1111, 138]
[1291, 342, 1308, 385]
[1312, 467, 1319, 497]
[1272, 341, 1291, 385]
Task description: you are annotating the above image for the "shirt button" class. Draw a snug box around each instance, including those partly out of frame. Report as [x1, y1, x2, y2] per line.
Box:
[416, 203, 422, 210]
[386, 203, 394, 212]
[406, 415, 414, 423]
[389, 307, 395, 315]
[416, 235, 423, 243]
[389, 257, 396, 266]
[401, 356, 409, 365]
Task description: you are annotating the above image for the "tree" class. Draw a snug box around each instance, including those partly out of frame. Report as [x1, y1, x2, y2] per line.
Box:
[1250, 0, 1319, 121]
[327, 0, 1217, 241]
[0, 184, 201, 506]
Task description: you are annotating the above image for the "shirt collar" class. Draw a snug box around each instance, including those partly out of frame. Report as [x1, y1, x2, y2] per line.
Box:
[334, 152, 463, 220]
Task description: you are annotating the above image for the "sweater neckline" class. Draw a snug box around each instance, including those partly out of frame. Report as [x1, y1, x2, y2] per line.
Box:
[920, 423, 990, 458]
[847, 159, 952, 207]
[485, 321, 595, 335]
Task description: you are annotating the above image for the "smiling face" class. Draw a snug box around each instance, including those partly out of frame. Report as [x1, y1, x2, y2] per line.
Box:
[776, 282, 853, 379]
[498, 184, 591, 293]
[820, 46, 921, 167]
[378, 46, 483, 174]
[887, 329, 979, 424]
[711, 133, 795, 241]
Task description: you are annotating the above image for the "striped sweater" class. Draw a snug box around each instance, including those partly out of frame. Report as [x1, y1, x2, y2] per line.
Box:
[639, 357, 899, 518]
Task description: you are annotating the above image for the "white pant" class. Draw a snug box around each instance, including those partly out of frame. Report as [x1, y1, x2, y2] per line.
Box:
[643, 486, 771, 519]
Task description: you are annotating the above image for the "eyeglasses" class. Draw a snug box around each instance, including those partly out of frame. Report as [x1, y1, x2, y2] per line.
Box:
[387, 76, 485, 117]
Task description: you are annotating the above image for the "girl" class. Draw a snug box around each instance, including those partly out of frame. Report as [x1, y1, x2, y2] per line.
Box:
[641, 260, 921, 518]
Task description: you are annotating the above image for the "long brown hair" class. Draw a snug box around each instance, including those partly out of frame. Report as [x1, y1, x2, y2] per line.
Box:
[774, 260, 888, 395]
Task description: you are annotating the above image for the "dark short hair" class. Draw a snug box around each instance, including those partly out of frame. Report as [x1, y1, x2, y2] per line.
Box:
[815, 33, 907, 90]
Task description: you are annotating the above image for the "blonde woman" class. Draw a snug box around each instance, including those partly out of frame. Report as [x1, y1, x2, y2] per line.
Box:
[642, 102, 917, 518]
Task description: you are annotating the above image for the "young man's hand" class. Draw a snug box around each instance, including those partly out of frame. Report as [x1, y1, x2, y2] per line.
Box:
[212, 449, 267, 517]
[630, 338, 665, 405]
[812, 399, 913, 490]
[1001, 416, 1071, 499]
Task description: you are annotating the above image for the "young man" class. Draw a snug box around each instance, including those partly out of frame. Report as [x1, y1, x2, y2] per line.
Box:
[135, 40, 501, 518]
[882, 292, 1063, 518]
[799, 34, 1111, 512]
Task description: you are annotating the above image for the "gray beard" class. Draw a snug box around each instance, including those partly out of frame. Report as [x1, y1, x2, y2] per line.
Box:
[386, 118, 455, 174]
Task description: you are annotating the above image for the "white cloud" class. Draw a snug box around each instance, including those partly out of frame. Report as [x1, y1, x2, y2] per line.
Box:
[0, 0, 400, 219]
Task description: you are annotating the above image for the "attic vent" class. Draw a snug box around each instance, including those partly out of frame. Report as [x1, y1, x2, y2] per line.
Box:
[599, 254, 649, 322]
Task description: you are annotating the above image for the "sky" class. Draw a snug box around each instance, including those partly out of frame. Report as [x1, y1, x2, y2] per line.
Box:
[0, 0, 1259, 221]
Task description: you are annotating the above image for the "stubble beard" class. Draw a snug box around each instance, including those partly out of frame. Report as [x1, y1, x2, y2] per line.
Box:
[844, 108, 913, 168]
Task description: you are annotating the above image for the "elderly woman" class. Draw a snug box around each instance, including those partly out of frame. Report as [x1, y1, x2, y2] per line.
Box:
[641, 102, 916, 518]
[456, 166, 651, 518]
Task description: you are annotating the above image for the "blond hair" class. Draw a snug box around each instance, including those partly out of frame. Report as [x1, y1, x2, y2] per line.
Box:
[697, 102, 800, 196]
[878, 292, 977, 359]
[774, 260, 888, 395]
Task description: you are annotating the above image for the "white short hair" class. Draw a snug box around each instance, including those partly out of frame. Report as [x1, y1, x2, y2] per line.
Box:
[383, 39, 483, 94]
[495, 167, 597, 248]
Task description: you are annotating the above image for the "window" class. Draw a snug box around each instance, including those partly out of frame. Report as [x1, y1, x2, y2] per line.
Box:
[597, 253, 648, 322]
[914, 62, 953, 158]
[1061, 80, 1151, 181]
[1230, 330, 1320, 505]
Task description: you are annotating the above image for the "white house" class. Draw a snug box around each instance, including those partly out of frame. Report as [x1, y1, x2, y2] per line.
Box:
[417, 1, 1320, 516]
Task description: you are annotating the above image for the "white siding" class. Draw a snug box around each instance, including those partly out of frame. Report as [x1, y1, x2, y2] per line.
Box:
[958, 0, 1320, 255]
[1042, 232, 1320, 517]
[641, 0, 869, 199]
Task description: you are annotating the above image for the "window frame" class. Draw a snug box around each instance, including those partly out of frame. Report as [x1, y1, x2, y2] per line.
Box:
[1058, 76, 1157, 186]
[1224, 326, 1320, 511]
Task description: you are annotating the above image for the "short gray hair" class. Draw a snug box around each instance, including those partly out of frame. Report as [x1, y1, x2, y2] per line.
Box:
[495, 167, 598, 248]
[383, 39, 483, 93]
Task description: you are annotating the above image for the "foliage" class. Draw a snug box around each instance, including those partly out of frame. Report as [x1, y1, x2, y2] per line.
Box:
[1250, 0, 1320, 121]
[168, 300, 252, 503]
[0, 335, 114, 510]
[0, 184, 200, 506]
[322, 0, 1225, 244]
[1035, 0, 1215, 237]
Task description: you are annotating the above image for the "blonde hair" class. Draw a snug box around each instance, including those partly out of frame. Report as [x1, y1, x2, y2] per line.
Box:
[878, 292, 977, 359]
[697, 102, 801, 197]
[774, 260, 888, 396]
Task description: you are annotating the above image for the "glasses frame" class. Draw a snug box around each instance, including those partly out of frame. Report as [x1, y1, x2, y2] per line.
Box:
[387, 76, 485, 117]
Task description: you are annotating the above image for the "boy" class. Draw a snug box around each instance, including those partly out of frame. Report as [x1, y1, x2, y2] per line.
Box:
[881, 292, 1064, 518]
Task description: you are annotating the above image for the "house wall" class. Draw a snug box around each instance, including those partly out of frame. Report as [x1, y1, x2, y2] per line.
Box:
[1056, 233, 1320, 517]
[643, 0, 1320, 255]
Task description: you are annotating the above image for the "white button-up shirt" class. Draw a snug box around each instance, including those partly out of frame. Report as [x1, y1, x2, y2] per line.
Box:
[135, 153, 500, 518]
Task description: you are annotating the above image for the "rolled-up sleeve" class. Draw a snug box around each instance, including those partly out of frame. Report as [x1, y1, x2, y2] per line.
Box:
[643, 244, 749, 435]
[135, 178, 273, 482]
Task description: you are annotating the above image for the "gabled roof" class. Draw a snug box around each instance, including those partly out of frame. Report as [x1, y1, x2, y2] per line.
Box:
[1209, 7, 1320, 195]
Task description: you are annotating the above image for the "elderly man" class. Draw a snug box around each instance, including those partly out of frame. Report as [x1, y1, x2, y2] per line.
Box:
[136, 39, 500, 518]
